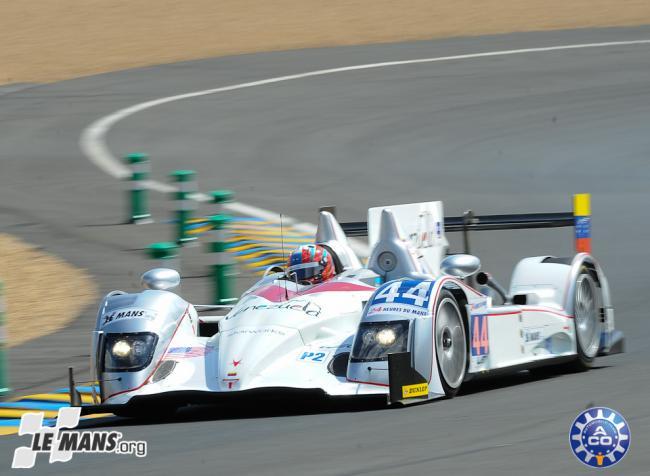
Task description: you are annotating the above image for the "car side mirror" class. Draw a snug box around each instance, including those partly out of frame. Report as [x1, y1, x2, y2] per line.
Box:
[141, 268, 181, 291]
[440, 254, 481, 279]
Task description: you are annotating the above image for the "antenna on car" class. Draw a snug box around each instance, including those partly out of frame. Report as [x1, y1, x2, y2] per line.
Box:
[280, 213, 286, 262]
[280, 214, 289, 300]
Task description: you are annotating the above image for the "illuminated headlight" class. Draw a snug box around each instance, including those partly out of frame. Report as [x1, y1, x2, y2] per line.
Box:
[376, 328, 397, 346]
[360, 326, 398, 347]
[112, 340, 132, 358]
[351, 321, 409, 362]
[103, 333, 158, 372]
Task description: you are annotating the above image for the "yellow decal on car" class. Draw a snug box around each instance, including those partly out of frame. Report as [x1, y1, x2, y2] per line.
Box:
[401, 383, 428, 398]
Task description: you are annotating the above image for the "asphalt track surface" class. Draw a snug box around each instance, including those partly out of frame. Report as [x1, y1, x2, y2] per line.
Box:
[1, 26, 650, 474]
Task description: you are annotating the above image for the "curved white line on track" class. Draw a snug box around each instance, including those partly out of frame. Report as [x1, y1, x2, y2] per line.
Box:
[79, 39, 650, 249]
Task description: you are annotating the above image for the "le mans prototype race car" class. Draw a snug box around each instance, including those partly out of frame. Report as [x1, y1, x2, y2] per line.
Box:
[74, 200, 624, 416]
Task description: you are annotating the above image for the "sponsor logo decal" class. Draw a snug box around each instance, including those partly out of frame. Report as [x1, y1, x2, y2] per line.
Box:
[470, 300, 488, 312]
[367, 304, 429, 317]
[473, 355, 488, 366]
[522, 328, 543, 343]
[569, 407, 630, 468]
[222, 328, 287, 337]
[401, 383, 428, 399]
[297, 351, 329, 363]
[223, 359, 243, 388]
[102, 308, 157, 326]
[367, 280, 434, 317]
[575, 216, 591, 239]
[407, 209, 442, 248]
[222, 377, 239, 389]
[11, 408, 147, 469]
[227, 298, 322, 319]
[165, 346, 211, 358]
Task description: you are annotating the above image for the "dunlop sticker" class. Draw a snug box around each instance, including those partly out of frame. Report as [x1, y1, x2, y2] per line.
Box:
[401, 383, 428, 399]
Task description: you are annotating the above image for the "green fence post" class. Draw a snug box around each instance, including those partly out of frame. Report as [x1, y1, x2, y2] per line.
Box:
[170, 170, 197, 245]
[210, 190, 234, 215]
[207, 215, 236, 304]
[124, 153, 152, 224]
[0, 281, 10, 397]
[147, 242, 180, 271]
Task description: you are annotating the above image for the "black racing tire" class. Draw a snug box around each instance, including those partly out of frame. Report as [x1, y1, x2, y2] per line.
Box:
[568, 268, 602, 371]
[434, 290, 467, 397]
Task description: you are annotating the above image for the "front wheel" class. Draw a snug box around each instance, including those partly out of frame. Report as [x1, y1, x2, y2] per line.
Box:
[570, 269, 602, 371]
[434, 290, 467, 397]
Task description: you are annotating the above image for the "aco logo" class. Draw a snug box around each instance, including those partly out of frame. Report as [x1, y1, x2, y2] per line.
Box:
[569, 407, 630, 468]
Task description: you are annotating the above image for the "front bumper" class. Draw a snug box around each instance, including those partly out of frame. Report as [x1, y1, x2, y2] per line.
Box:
[80, 387, 387, 416]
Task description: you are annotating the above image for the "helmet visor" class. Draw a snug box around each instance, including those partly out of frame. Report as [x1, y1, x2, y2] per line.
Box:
[287, 262, 323, 281]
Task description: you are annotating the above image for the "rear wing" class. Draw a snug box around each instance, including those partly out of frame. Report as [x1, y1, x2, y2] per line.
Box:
[332, 193, 592, 254]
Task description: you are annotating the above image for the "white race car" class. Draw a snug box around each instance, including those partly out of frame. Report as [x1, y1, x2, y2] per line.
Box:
[74, 200, 624, 416]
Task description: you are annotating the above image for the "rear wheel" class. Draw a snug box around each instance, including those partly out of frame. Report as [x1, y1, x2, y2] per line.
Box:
[435, 290, 467, 397]
[571, 270, 602, 370]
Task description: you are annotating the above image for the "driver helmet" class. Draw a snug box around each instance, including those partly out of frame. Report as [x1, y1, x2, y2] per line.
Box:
[286, 244, 335, 285]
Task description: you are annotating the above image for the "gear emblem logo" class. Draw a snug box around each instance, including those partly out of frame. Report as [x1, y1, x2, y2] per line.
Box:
[569, 407, 630, 468]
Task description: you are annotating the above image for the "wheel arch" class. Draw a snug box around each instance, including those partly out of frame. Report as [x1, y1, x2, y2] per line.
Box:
[444, 284, 471, 353]
[564, 253, 611, 315]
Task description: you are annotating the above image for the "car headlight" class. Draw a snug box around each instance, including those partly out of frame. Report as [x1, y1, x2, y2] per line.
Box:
[351, 321, 409, 362]
[111, 340, 132, 358]
[376, 328, 397, 346]
[103, 332, 158, 372]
